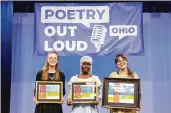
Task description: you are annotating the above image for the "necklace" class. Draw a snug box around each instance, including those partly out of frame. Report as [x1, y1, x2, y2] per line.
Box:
[48, 73, 55, 80]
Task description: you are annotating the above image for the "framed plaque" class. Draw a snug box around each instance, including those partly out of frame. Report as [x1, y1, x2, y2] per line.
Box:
[35, 81, 63, 103]
[71, 82, 98, 104]
[102, 78, 140, 109]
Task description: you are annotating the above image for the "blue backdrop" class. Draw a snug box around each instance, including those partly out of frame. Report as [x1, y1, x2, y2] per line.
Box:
[10, 13, 171, 113]
[34, 3, 143, 56]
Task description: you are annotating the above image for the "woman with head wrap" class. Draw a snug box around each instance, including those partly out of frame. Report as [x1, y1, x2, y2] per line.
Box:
[67, 56, 102, 113]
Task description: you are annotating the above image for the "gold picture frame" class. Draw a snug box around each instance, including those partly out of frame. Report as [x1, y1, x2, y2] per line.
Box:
[70, 81, 98, 104]
[35, 81, 63, 103]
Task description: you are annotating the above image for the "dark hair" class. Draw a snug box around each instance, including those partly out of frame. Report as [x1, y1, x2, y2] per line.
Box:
[115, 54, 134, 78]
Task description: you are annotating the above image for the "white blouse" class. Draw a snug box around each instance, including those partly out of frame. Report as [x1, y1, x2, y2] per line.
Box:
[68, 74, 102, 113]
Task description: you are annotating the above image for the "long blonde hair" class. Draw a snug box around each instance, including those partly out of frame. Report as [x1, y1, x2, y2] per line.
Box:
[41, 52, 60, 80]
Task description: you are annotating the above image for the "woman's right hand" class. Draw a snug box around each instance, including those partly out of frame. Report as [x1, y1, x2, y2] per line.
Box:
[67, 98, 72, 105]
[33, 97, 39, 105]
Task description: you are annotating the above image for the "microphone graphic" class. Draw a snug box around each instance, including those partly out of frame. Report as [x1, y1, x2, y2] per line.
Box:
[90, 25, 107, 52]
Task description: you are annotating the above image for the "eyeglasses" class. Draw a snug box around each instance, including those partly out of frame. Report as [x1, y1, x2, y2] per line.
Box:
[117, 59, 126, 63]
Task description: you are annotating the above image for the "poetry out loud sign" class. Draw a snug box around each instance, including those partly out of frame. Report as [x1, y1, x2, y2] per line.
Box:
[34, 2, 144, 56]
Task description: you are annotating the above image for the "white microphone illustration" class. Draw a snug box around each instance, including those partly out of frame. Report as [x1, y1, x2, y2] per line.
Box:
[90, 25, 107, 52]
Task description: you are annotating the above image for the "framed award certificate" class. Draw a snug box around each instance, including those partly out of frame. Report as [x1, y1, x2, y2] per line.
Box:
[71, 82, 98, 104]
[35, 81, 63, 103]
[102, 78, 140, 109]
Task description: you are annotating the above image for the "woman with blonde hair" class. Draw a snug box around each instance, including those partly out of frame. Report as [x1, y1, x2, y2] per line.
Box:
[33, 52, 65, 113]
[109, 54, 140, 113]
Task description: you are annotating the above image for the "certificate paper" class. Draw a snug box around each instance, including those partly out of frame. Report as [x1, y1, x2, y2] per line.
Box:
[108, 83, 134, 104]
[73, 85, 95, 99]
[38, 85, 60, 99]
